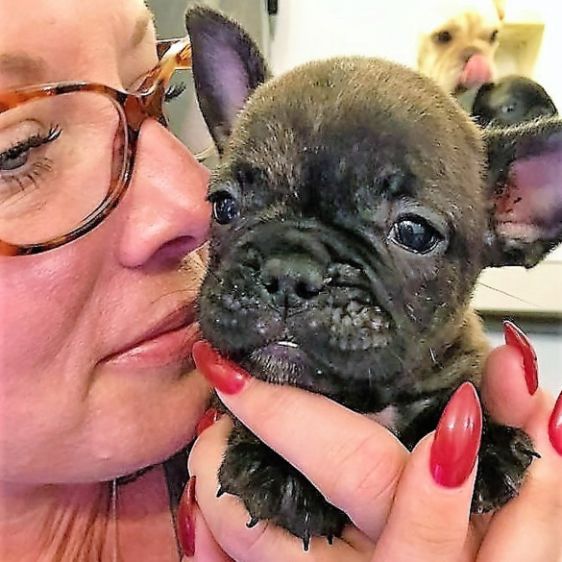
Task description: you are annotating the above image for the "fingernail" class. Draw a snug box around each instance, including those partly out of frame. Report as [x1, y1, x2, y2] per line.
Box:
[503, 320, 538, 395]
[177, 476, 196, 557]
[192, 340, 250, 394]
[548, 391, 562, 456]
[430, 382, 482, 488]
[196, 407, 221, 437]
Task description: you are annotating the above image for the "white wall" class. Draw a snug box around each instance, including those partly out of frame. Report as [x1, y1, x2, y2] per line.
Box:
[271, 0, 562, 109]
[270, 0, 421, 74]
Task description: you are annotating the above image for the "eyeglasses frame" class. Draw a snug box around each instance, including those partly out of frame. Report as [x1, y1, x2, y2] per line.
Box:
[0, 37, 192, 256]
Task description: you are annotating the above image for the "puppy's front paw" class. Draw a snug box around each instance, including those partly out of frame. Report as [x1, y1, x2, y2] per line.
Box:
[472, 419, 538, 514]
[218, 423, 348, 549]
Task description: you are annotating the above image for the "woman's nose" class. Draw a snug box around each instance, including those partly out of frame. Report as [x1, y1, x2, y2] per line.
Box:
[118, 119, 211, 269]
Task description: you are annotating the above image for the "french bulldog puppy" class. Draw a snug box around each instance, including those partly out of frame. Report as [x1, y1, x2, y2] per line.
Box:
[472, 75, 558, 128]
[186, 6, 562, 547]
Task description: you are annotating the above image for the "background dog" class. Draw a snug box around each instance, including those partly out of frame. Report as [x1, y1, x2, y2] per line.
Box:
[187, 6, 562, 546]
[417, 0, 502, 94]
[472, 75, 558, 127]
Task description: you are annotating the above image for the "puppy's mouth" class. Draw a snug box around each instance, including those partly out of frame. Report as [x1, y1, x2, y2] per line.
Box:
[198, 222, 396, 389]
[224, 300, 393, 391]
[247, 341, 310, 382]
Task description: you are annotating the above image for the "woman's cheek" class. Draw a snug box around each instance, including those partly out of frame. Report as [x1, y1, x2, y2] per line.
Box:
[0, 248, 101, 373]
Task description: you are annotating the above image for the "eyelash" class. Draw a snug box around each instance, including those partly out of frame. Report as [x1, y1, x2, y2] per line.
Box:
[0, 125, 62, 193]
[164, 81, 187, 101]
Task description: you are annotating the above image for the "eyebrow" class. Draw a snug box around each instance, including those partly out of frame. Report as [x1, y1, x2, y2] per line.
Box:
[130, 9, 155, 49]
[0, 52, 47, 86]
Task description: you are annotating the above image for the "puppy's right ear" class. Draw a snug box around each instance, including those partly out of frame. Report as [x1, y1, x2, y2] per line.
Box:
[185, 6, 270, 154]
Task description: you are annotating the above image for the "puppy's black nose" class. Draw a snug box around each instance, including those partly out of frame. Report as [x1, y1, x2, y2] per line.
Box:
[260, 255, 325, 307]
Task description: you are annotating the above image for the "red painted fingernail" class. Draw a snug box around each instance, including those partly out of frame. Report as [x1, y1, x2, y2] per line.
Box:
[192, 340, 250, 394]
[503, 320, 538, 395]
[196, 407, 221, 437]
[430, 382, 482, 488]
[548, 391, 562, 456]
[177, 476, 196, 557]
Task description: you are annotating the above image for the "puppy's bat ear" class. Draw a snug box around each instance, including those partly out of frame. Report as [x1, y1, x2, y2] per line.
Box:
[185, 6, 270, 155]
[484, 117, 562, 268]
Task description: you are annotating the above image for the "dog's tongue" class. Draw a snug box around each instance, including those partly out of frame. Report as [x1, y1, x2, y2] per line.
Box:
[459, 54, 492, 88]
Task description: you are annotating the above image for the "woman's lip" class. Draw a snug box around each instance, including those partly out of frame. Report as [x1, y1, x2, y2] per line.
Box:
[101, 306, 201, 369]
[103, 321, 201, 369]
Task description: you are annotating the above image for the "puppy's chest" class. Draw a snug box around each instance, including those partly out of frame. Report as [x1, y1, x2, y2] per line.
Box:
[365, 396, 435, 436]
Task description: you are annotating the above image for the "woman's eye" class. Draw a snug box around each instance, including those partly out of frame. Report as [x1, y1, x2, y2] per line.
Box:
[0, 127, 61, 174]
[211, 192, 240, 225]
[0, 148, 30, 171]
[391, 217, 441, 254]
[0, 126, 62, 198]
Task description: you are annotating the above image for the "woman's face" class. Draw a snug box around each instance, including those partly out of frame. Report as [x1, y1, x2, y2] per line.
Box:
[0, 0, 211, 483]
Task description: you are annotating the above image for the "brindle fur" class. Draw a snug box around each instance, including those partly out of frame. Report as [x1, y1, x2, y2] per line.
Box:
[186, 6, 562, 546]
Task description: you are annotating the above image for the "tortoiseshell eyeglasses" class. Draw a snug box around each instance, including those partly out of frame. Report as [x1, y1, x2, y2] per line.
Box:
[0, 37, 204, 257]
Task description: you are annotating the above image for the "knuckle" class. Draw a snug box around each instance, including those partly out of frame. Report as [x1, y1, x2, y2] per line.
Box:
[241, 380, 308, 432]
[405, 517, 465, 555]
[322, 430, 406, 510]
[219, 516, 272, 561]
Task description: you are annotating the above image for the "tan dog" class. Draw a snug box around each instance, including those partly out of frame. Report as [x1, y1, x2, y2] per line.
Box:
[418, 0, 502, 94]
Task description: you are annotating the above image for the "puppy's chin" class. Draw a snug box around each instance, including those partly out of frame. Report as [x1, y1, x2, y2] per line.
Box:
[225, 311, 393, 395]
[244, 342, 318, 387]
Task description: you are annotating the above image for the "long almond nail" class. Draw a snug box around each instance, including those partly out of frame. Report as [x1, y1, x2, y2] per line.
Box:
[177, 476, 196, 557]
[548, 391, 562, 456]
[430, 382, 482, 488]
[196, 407, 221, 437]
[503, 320, 539, 395]
[192, 340, 250, 394]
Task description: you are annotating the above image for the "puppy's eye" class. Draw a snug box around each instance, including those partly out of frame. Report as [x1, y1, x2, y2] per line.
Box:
[391, 217, 441, 254]
[209, 191, 240, 225]
[435, 30, 453, 44]
[490, 29, 499, 42]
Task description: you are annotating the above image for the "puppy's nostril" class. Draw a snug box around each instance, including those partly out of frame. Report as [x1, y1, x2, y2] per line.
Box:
[261, 255, 325, 303]
[295, 281, 321, 299]
[242, 247, 263, 271]
[264, 278, 279, 294]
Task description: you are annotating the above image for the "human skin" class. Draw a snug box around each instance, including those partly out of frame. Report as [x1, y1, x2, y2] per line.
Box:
[1, 1, 561, 561]
[0, 0, 210, 559]
[188, 344, 562, 562]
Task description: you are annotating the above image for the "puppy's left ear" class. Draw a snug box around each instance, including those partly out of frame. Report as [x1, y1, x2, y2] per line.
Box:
[185, 6, 270, 154]
[484, 117, 562, 268]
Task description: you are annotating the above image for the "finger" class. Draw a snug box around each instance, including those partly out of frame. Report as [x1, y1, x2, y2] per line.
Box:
[482, 337, 559, 475]
[186, 507, 233, 562]
[372, 383, 481, 562]
[193, 341, 408, 541]
[476, 486, 562, 562]
[481, 321, 541, 428]
[188, 418, 369, 562]
[480, 344, 539, 427]
[476, 392, 562, 562]
[181, 500, 233, 562]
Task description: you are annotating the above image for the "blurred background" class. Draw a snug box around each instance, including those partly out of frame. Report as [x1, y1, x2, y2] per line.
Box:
[147, 0, 561, 395]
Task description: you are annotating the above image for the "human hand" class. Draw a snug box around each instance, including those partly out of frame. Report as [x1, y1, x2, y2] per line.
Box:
[180, 324, 562, 561]
[466, 322, 562, 561]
